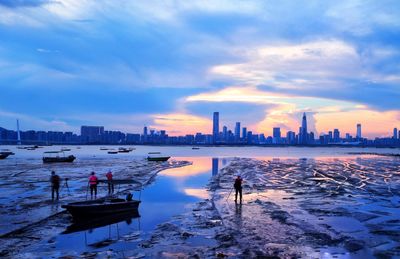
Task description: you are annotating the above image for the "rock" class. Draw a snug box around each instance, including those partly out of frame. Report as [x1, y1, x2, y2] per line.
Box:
[344, 240, 365, 252]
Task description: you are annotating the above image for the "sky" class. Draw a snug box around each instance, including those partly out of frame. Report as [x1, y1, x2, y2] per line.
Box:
[0, 0, 399, 138]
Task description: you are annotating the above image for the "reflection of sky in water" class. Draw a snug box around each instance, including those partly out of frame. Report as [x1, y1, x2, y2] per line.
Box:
[52, 157, 222, 254]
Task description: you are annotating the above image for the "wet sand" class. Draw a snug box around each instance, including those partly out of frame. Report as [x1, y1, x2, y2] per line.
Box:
[0, 157, 190, 257]
[136, 156, 400, 258]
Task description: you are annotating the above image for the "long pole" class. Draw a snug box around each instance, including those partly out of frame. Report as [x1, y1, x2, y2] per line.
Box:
[226, 187, 234, 202]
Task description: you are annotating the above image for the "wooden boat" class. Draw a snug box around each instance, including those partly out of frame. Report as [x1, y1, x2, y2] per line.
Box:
[108, 150, 118, 154]
[147, 156, 170, 162]
[63, 210, 140, 234]
[148, 152, 161, 154]
[62, 198, 141, 219]
[42, 151, 76, 163]
[118, 148, 130, 153]
[100, 147, 109, 150]
[0, 149, 15, 156]
[192, 147, 200, 150]
[61, 148, 71, 151]
[0, 153, 10, 159]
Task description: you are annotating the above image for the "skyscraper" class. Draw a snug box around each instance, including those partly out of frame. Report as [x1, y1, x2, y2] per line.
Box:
[143, 126, 148, 143]
[333, 129, 340, 142]
[356, 124, 362, 139]
[242, 127, 247, 141]
[234, 122, 240, 142]
[222, 126, 227, 141]
[394, 128, 398, 139]
[212, 112, 219, 144]
[300, 112, 308, 144]
[273, 127, 281, 138]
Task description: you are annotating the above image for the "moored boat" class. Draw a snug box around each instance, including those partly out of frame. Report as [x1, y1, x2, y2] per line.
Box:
[0, 153, 10, 159]
[108, 150, 118, 154]
[42, 151, 76, 163]
[147, 156, 170, 162]
[62, 198, 141, 219]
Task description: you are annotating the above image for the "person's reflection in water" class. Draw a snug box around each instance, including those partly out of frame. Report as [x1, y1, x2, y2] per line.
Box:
[234, 202, 243, 229]
[212, 157, 219, 176]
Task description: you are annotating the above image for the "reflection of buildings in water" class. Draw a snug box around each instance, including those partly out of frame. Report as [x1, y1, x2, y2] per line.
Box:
[221, 158, 228, 166]
[212, 157, 219, 176]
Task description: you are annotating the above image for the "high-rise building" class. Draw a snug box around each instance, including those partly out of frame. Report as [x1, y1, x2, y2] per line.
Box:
[356, 124, 362, 139]
[81, 126, 104, 143]
[273, 127, 281, 139]
[300, 113, 308, 144]
[333, 129, 340, 142]
[328, 131, 333, 142]
[394, 128, 398, 139]
[242, 127, 247, 140]
[222, 126, 227, 141]
[213, 112, 219, 143]
[234, 122, 240, 141]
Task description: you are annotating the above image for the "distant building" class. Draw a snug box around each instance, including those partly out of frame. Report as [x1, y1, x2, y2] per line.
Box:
[222, 126, 228, 142]
[356, 123, 362, 139]
[242, 127, 247, 141]
[273, 127, 281, 143]
[394, 128, 398, 139]
[300, 113, 308, 144]
[333, 129, 340, 143]
[213, 112, 219, 144]
[234, 122, 240, 142]
[81, 126, 104, 143]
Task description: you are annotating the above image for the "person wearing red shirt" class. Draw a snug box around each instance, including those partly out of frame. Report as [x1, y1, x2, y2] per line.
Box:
[89, 172, 98, 199]
[106, 170, 114, 195]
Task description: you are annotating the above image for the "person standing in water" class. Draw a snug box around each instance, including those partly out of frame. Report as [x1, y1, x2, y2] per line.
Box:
[89, 172, 98, 199]
[234, 175, 243, 203]
[50, 171, 60, 201]
[106, 170, 114, 195]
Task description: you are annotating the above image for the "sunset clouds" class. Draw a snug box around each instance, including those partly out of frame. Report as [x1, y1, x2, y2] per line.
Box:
[0, 0, 399, 137]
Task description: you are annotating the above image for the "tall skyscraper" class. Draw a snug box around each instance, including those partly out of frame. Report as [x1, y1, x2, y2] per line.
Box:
[143, 126, 148, 142]
[333, 129, 340, 142]
[212, 112, 219, 143]
[222, 126, 227, 141]
[300, 112, 308, 144]
[394, 128, 398, 139]
[273, 127, 281, 139]
[356, 123, 362, 139]
[16, 119, 21, 145]
[234, 122, 240, 141]
[242, 127, 247, 140]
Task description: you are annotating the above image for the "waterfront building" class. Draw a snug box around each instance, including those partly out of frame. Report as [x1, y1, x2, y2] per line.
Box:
[300, 113, 308, 144]
[213, 112, 219, 144]
[81, 125, 104, 143]
[356, 124, 362, 139]
[333, 129, 340, 143]
[242, 127, 247, 141]
[394, 128, 398, 139]
[234, 122, 240, 142]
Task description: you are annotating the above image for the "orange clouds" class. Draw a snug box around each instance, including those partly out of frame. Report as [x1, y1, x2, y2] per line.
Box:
[151, 113, 211, 136]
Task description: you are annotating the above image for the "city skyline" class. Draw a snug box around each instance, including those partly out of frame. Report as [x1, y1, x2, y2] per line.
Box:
[0, 1, 399, 137]
[1, 112, 399, 147]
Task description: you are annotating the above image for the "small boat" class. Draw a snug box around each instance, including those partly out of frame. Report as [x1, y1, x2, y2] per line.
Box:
[148, 152, 161, 154]
[0, 153, 11, 159]
[108, 150, 118, 154]
[62, 198, 141, 219]
[43, 151, 76, 163]
[192, 147, 200, 150]
[147, 156, 170, 162]
[118, 148, 130, 153]
[1, 149, 15, 156]
[100, 147, 109, 150]
[61, 148, 71, 151]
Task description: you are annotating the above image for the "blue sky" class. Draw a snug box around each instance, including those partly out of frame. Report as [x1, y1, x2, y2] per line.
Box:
[0, 0, 399, 137]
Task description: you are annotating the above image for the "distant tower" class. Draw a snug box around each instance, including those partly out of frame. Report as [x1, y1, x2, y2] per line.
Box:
[212, 112, 219, 144]
[300, 112, 308, 144]
[356, 124, 362, 139]
[234, 122, 240, 142]
[16, 119, 21, 145]
[394, 128, 398, 139]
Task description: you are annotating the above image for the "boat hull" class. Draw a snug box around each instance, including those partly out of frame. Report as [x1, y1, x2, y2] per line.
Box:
[0, 153, 10, 159]
[62, 198, 141, 219]
[42, 155, 76, 163]
[147, 156, 170, 161]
